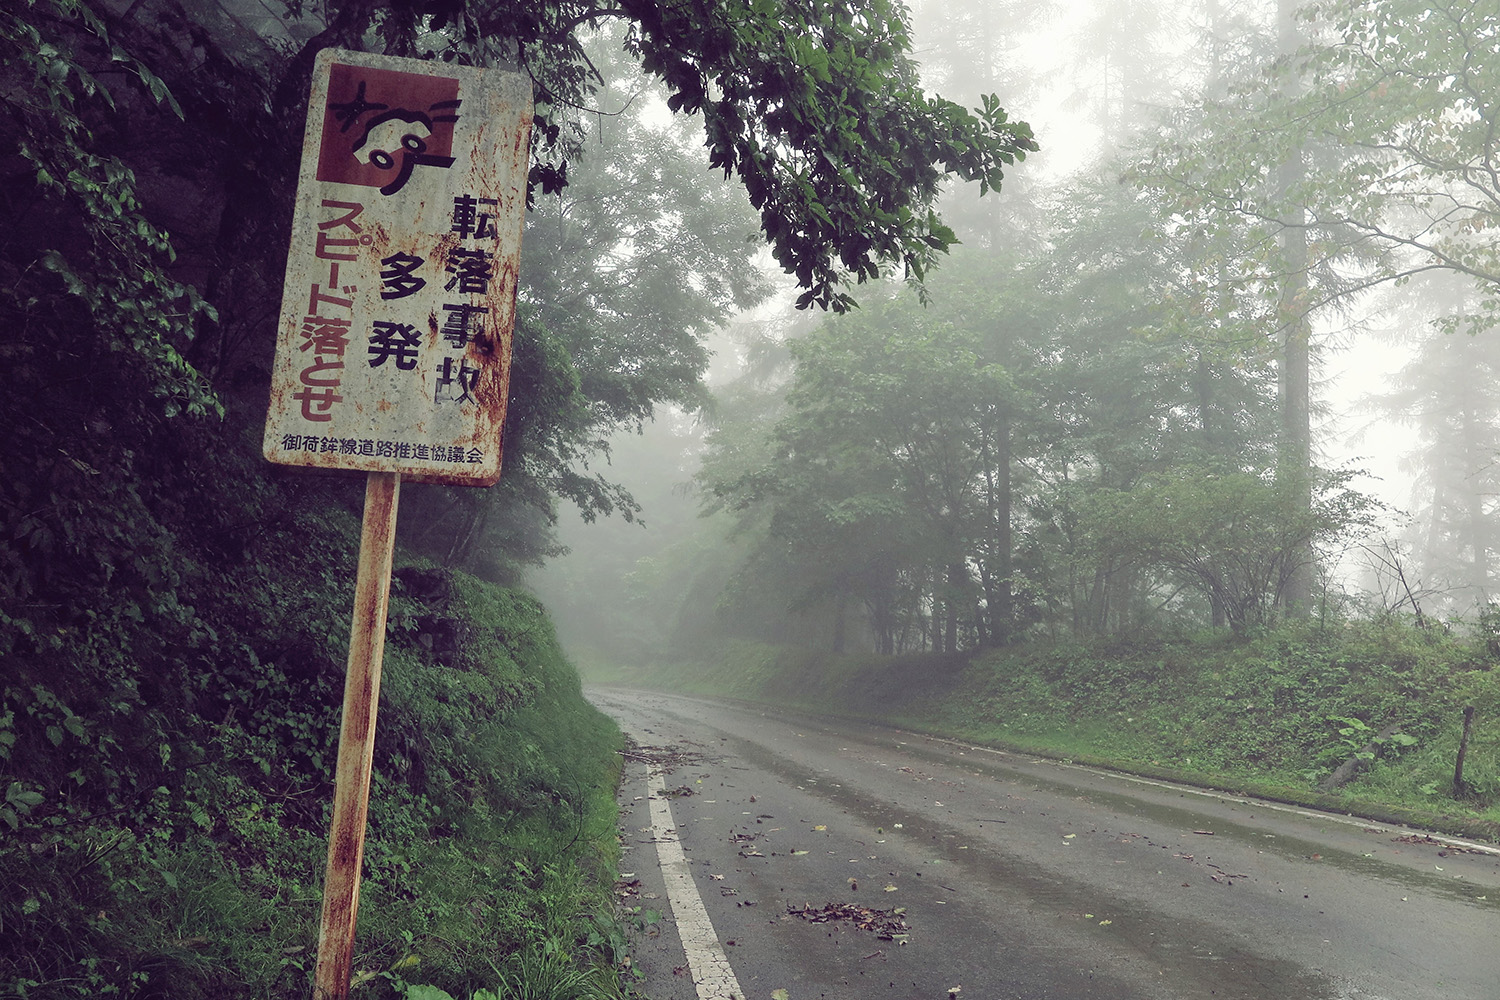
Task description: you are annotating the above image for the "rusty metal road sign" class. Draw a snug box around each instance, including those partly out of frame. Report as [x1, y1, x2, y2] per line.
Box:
[262, 48, 532, 1000]
[265, 48, 531, 486]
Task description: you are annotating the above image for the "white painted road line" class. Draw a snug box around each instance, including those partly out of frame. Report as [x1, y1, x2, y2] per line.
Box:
[646, 764, 743, 1000]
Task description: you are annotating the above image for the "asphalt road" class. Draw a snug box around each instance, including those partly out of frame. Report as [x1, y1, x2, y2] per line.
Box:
[588, 687, 1500, 1000]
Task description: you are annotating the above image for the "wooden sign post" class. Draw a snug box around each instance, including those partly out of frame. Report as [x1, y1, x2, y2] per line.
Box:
[315, 470, 399, 999]
[263, 48, 532, 1000]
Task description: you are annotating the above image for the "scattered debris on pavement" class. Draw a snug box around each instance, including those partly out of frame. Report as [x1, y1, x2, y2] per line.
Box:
[786, 901, 911, 941]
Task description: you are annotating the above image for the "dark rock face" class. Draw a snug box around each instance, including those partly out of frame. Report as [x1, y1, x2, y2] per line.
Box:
[393, 566, 454, 610]
[392, 567, 471, 667]
[412, 613, 472, 668]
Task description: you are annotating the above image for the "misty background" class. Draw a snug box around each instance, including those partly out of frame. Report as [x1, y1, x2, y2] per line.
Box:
[14, 3, 1500, 996]
[527, 0, 1485, 667]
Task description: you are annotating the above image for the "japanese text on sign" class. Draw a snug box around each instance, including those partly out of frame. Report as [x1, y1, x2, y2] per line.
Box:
[263, 50, 532, 486]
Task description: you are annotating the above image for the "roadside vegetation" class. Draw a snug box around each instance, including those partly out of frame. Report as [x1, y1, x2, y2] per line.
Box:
[2, 464, 629, 999]
[1, 6, 632, 995]
[583, 616, 1500, 842]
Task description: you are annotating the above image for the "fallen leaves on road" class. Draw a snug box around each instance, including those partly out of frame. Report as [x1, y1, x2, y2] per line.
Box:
[623, 740, 704, 769]
[1393, 833, 1483, 854]
[787, 901, 911, 941]
[658, 785, 696, 798]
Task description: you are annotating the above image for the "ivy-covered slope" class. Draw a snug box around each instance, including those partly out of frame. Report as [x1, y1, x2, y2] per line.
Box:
[0, 5, 625, 997]
[2, 430, 627, 998]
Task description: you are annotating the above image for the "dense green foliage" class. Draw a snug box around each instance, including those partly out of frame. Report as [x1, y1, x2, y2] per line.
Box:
[1081, 469, 1377, 633]
[1, 466, 627, 998]
[692, 240, 1361, 651]
[277, 0, 1027, 568]
[1, 0, 1031, 594]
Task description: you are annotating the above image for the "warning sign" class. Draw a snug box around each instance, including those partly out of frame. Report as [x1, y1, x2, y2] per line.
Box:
[263, 49, 532, 486]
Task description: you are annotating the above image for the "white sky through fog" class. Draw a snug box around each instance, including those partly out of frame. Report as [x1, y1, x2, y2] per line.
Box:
[904, 0, 1419, 530]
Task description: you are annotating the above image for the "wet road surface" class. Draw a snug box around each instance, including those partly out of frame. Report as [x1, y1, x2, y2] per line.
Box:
[590, 687, 1500, 1000]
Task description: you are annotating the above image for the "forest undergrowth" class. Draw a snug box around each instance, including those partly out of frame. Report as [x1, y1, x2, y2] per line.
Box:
[586, 617, 1500, 843]
[0, 5, 641, 997]
[1, 434, 631, 1000]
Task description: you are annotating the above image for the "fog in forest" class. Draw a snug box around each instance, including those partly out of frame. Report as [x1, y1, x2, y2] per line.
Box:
[525, 0, 1500, 671]
[16, 4, 1500, 995]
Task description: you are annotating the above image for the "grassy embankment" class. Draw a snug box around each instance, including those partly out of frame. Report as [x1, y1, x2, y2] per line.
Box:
[583, 620, 1500, 842]
[3, 475, 631, 1000]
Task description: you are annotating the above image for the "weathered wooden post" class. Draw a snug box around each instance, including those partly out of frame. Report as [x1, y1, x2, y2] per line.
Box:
[262, 48, 532, 1000]
[1453, 704, 1476, 799]
[314, 469, 399, 997]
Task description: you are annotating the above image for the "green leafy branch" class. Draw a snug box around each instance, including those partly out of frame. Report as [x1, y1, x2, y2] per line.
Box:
[2, 0, 220, 420]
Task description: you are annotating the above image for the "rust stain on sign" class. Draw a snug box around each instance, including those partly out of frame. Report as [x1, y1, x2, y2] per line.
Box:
[263, 49, 532, 487]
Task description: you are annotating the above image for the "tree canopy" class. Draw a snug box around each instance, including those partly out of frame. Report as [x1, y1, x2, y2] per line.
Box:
[282, 0, 1037, 311]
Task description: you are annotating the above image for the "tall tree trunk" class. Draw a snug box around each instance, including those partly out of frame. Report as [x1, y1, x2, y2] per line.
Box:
[979, 412, 1014, 644]
[444, 496, 487, 568]
[1277, 0, 1314, 616]
[1459, 405, 1491, 603]
[832, 586, 848, 654]
[994, 412, 1014, 636]
[928, 572, 943, 653]
[973, 568, 992, 648]
[1194, 347, 1230, 627]
[945, 562, 964, 652]
[1108, 562, 1135, 635]
[1196, 346, 1215, 452]
[1089, 565, 1109, 635]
